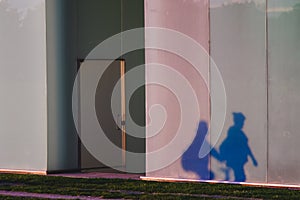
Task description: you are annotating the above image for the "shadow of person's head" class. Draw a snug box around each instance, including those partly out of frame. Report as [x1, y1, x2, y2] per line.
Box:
[232, 112, 246, 129]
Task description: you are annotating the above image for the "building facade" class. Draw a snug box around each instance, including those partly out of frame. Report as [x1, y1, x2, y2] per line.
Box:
[1, 0, 300, 186]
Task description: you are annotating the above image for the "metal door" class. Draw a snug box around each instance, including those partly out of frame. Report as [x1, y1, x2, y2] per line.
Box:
[78, 60, 125, 170]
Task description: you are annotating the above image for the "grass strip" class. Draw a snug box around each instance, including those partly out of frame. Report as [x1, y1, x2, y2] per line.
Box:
[0, 173, 299, 199]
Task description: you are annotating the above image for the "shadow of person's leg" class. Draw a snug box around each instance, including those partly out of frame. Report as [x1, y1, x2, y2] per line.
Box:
[233, 165, 246, 182]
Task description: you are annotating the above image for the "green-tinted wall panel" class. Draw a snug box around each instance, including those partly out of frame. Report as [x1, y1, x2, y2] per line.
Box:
[268, 0, 300, 184]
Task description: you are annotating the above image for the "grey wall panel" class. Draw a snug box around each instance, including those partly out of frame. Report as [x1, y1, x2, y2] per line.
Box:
[210, 0, 267, 182]
[268, 0, 300, 184]
[0, 0, 47, 171]
[46, 0, 78, 171]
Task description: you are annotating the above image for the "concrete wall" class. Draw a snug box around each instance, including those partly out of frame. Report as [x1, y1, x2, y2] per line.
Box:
[46, 0, 145, 172]
[210, 0, 267, 183]
[122, 0, 145, 173]
[145, 0, 210, 179]
[0, 0, 143, 173]
[76, 0, 145, 172]
[46, 0, 79, 172]
[0, 0, 47, 171]
[268, 0, 300, 184]
[145, 0, 300, 186]
[77, 0, 121, 59]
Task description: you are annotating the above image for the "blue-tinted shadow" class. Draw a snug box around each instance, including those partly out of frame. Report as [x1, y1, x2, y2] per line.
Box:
[181, 121, 221, 180]
[219, 112, 258, 182]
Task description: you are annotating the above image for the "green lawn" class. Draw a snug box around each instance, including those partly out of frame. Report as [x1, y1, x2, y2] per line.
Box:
[0, 173, 299, 199]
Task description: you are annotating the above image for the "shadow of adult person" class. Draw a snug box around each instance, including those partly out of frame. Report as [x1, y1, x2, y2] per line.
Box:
[182, 121, 222, 180]
[219, 112, 258, 182]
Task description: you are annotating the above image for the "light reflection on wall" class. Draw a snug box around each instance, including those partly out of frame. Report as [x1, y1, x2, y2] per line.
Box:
[0, 0, 43, 24]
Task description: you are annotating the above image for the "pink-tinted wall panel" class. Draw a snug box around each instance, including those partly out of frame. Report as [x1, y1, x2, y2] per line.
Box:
[145, 0, 210, 180]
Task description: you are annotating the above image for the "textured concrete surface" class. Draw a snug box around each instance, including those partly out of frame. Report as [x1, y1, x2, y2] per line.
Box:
[49, 171, 142, 180]
[0, 190, 110, 200]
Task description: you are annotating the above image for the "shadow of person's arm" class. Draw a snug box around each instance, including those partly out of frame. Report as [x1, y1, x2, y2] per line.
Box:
[251, 155, 258, 167]
[247, 147, 258, 167]
[211, 148, 224, 162]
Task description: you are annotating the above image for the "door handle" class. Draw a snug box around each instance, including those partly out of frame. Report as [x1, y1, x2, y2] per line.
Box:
[115, 114, 125, 131]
